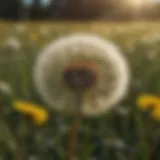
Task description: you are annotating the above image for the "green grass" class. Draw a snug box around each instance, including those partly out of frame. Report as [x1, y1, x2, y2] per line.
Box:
[0, 22, 160, 160]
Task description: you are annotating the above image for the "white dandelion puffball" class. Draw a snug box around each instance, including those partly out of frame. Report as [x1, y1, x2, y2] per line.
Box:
[33, 33, 130, 116]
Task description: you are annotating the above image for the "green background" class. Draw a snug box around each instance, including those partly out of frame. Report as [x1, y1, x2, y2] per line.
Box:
[0, 22, 160, 160]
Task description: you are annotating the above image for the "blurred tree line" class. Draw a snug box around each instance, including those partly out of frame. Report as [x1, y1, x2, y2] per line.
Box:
[0, 0, 160, 21]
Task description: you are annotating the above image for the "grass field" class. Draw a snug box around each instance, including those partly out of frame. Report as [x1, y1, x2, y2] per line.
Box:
[0, 22, 160, 160]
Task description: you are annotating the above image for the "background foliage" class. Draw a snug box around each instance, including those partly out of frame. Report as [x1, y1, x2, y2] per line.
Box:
[0, 22, 160, 160]
[0, 0, 160, 20]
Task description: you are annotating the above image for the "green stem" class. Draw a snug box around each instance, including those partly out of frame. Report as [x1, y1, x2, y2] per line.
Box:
[66, 93, 83, 160]
[134, 107, 150, 160]
[15, 118, 29, 160]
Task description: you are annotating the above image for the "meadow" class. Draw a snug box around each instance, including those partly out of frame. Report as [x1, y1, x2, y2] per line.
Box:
[0, 21, 160, 160]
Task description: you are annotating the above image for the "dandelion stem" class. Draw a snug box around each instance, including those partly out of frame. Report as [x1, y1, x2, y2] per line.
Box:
[66, 92, 83, 160]
[16, 118, 29, 160]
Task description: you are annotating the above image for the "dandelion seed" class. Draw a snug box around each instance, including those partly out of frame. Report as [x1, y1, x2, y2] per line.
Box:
[33, 33, 130, 116]
[13, 101, 48, 125]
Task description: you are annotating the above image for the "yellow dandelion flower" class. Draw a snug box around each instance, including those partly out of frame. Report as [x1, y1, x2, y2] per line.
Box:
[151, 105, 160, 121]
[13, 101, 48, 125]
[29, 33, 37, 41]
[137, 95, 160, 111]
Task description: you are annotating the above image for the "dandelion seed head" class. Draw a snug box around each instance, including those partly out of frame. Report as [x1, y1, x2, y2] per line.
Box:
[33, 33, 130, 116]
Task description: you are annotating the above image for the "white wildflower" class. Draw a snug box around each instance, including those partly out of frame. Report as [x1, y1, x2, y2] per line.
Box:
[0, 81, 12, 95]
[33, 33, 130, 116]
[114, 105, 130, 116]
[3, 37, 21, 51]
[104, 138, 126, 149]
